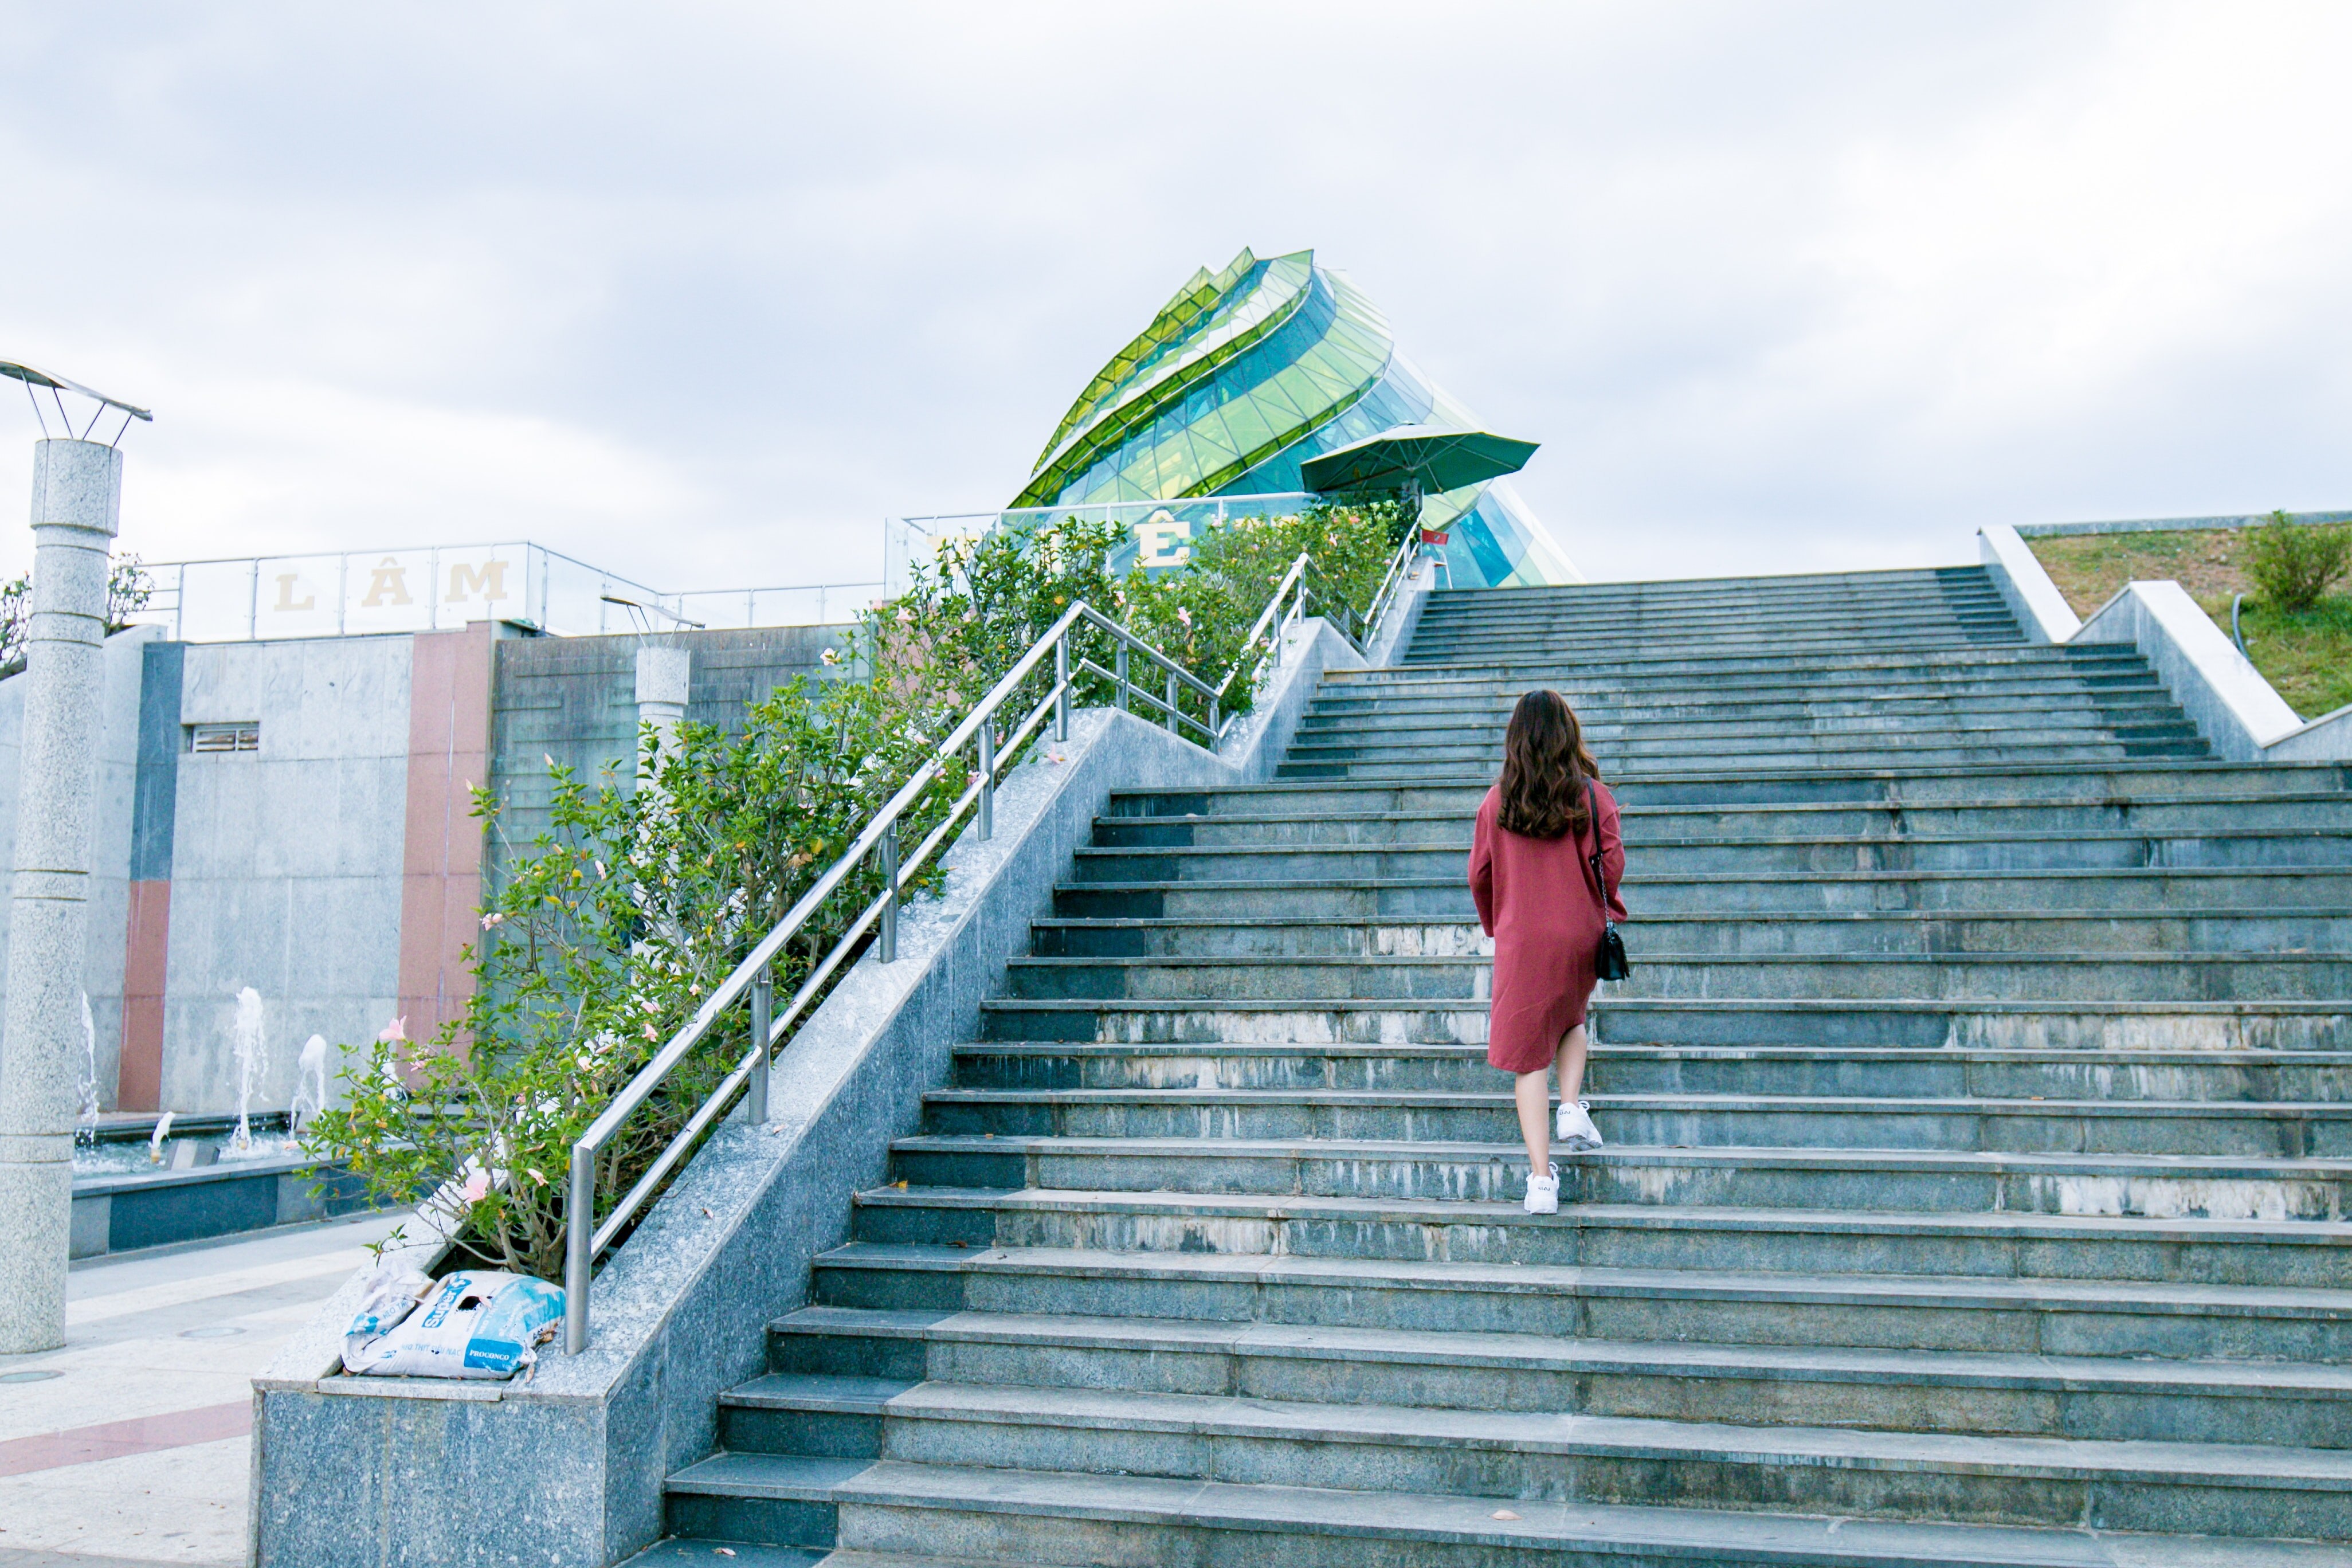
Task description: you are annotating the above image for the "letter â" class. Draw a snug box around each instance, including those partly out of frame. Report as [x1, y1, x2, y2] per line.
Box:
[361, 559, 413, 607]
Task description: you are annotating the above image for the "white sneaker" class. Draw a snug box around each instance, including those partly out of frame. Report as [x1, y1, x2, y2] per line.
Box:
[1556, 1099, 1604, 1151]
[1523, 1162, 1560, 1215]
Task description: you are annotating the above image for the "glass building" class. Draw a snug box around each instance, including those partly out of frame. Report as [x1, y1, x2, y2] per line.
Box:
[1013, 248, 1578, 587]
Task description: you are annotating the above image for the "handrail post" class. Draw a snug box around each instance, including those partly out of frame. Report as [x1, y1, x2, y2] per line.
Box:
[1209, 695, 1220, 742]
[877, 819, 899, 963]
[747, 964, 772, 1124]
[1053, 632, 1070, 742]
[976, 716, 995, 841]
[565, 1145, 593, 1353]
[1115, 640, 1129, 712]
[1164, 669, 1179, 734]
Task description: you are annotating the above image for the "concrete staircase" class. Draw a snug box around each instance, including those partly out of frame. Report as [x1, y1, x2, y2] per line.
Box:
[639, 565, 2352, 1567]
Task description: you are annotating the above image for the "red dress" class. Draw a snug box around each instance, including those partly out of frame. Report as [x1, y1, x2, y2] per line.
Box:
[1469, 781, 1627, 1073]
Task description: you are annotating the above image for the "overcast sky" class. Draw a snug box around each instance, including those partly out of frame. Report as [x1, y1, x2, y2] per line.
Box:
[2, 3, 2347, 590]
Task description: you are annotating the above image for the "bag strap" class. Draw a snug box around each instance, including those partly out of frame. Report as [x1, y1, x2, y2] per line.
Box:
[1578, 775, 1614, 915]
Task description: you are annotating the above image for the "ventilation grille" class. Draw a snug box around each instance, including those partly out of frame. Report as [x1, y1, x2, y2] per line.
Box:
[189, 723, 260, 754]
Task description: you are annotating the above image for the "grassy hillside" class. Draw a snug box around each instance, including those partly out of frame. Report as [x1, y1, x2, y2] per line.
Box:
[2028, 528, 2352, 722]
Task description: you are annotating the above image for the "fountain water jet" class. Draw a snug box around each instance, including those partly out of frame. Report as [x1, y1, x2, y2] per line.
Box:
[288, 1034, 330, 1149]
[225, 987, 268, 1159]
[75, 993, 99, 1148]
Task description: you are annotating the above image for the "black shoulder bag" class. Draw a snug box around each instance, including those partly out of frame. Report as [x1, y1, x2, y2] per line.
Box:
[1585, 777, 1630, 981]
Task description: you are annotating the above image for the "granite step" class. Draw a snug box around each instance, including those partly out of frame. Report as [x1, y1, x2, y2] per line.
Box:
[678, 1454, 2352, 1567]
[888, 1134, 2352, 1222]
[1030, 910, 2352, 959]
[700, 1379, 2352, 1538]
[750, 1312, 2352, 1448]
[916, 1084, 2352, 1156]
[1108, 759, 2352, 812]
[1072, 828, 2352, 876]
[996, 951, 2352, 1005]
[848, 1187, 2352, 1288]
[979, 995, 2352, 1054]
[952, 1039, 2352, 1100]
[809, 1242, 2352, 1362]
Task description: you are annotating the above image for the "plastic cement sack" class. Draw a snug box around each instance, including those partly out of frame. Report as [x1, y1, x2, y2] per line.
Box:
[342, 1269, 566, 1379]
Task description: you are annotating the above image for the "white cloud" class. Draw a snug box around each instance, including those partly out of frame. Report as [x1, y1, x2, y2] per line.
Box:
[0, 1, 2346, 589]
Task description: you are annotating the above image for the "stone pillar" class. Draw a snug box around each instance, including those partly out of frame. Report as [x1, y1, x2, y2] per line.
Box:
[0, 438, 120, 1353]
[634, 645, 690, 763]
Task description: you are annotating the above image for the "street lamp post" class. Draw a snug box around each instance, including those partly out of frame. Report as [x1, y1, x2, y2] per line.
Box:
[0, 362, 148, 1354]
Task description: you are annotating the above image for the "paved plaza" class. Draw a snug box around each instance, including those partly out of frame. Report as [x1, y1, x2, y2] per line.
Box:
[0, 1212, 401, 1567]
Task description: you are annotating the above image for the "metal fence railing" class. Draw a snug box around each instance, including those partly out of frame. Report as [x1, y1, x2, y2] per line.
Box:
[126, 541, 880, 642]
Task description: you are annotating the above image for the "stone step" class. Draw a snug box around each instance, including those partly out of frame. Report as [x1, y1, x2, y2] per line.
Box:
[809, 1241, 2352, 1363]
[1109, 759, 2352, 813]
[916, 1084, 2352, 1156]
[1276, 744, 2216, 779]
[954, 1039, 2352, 1099]
[1096, 798, 2352, 845]
[1426, 565, 1990, 598]
[891, 1134, 2352, 1222]
[702, 1379, 2352, 1539]
[620, 1539, 824, 1567]
[1327, 644, 2151, 683]
[1030, 911, 2352, 958]
[997, 951, 2352, 1005]
[1310, 677, 2170, 714]
[979, 996, 2352, 1054]
[1414, 578, 2012, 610]
[756, 1308, 2352, 1448]
[1409, 598, 2016, 632]
[1289, 715, 2207, 750]
[1404, 613, 2021, 645]
[847, 1187, 2352, 1288]
[1072, 847, 2352, 889]
[674, 1453, 2352, 1568]
[1401, 629, 2016, 658]
[1402, 629, 2024, 660]
[1074, 829, 2352, 876]
[1091, 822, 2352, 860]
[1414, 580, 2007, 615]
[1276, 732, 2212, 768]
[1053, 869, 2352, 920]
[1300, 692, 2186, 730]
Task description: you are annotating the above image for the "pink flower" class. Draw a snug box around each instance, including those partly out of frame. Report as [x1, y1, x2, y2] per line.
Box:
[480, 912, 505, 930]
[460, 1168, 490, 1204]
[378, 1016, 409, 1045]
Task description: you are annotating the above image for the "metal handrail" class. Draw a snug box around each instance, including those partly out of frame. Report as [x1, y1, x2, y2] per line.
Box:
[562, 594, 1255, 1353]
[1361, 530, 1423, 647]
[1204, 547, 1404, 741]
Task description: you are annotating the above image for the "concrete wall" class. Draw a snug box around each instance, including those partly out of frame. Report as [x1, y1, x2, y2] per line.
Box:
[161, 636, 414, 1114]
[489, 625, 850, 850]
[0, 615, 865, 1130]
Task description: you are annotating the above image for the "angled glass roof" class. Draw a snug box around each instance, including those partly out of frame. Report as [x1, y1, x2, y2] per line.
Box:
[1014, 248, 1576, 587]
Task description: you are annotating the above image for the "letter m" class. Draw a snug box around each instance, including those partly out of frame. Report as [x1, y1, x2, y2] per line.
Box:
[446, 560, 509, 603]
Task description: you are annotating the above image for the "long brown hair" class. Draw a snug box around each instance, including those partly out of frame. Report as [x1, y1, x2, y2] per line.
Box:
[1498, 689, 1600, 840]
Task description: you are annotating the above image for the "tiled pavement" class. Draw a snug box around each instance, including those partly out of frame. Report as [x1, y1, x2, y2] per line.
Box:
[0, 1211, 399, 1567]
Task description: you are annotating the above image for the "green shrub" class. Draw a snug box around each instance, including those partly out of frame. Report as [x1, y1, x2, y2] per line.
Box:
[2244, 511, 2352, 612]
[304, 503, 1398, 1280]
[303, 673, 967, 1281]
